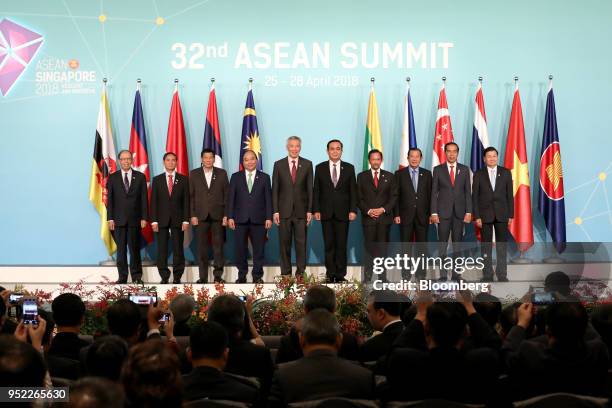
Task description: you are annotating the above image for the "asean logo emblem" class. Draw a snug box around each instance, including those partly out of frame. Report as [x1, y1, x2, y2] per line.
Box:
[539, 142, 564, 201]
[0, 18, 44, 96]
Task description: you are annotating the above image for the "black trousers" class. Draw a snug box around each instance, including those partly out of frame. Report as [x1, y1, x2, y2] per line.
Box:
[278, 217, 307, 276]
[400, 217, 429, 279]
[481, 221, 509, 279]
[437, 216, 465, 279]
[235, 223, 266, 281]
[113, 226, 142, 282]
[196, 217, 225, 282]
[156, 226, 185, 282]
[321, 219, 349, 280]
[363, 223, 391, 281]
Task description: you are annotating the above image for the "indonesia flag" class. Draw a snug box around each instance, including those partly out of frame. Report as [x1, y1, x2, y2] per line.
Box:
[129, 84, 153, 245]
[470, 81, 490, 173]
[432, 82, 454, 169]
[398, 82, 417, 169]
[202, 81, 223, 168]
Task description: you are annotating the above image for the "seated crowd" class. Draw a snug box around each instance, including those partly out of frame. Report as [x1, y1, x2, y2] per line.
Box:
[0, 272, 611, 407]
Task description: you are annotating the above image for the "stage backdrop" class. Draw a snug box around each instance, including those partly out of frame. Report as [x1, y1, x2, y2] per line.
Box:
[0, 0, 611, 264]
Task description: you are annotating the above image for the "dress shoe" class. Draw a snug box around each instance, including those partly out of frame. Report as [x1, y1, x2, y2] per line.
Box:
[235, 278, 247, 284]
[160, 279, 169, 284]
[213, 277, 225, 284]
[116, 279, 127, 284]
[253, 278, 264, 284]
[133, 279, 144, 285]
[173, 278, 182, 284]
[195, 279, 207, 284]
[325, 277, 335, 284]
[335, 277, 347, 283]
[497, 277, 509, 282]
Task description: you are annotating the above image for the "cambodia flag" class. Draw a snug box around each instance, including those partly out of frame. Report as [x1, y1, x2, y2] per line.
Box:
[129, 87, 153, 245]
[203, 83, 223, 168]
[538, 85, 566, 253]
[238, 84, 262, 171]
[504, 85, 534, 251]
[432, 83, 454, 169]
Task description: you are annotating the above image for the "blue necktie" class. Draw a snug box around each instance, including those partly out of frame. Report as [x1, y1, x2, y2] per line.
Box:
[411, 169, 418, 191]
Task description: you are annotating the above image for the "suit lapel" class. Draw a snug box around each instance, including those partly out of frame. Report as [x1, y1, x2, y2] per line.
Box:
[198, 167, 208, 190]
[208, 168, 217, 190]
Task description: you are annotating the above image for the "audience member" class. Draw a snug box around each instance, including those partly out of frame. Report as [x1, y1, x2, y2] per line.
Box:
[360, 289, 404, 364]
[0, 334, 47, 387]
[85, 335, 129, 381]
[49, 293, 89, 360]
[169, 294, 195, 337]
[106, 299, 142, 345]
[473, 292, 502, 329]
[67, 377, 125, 408]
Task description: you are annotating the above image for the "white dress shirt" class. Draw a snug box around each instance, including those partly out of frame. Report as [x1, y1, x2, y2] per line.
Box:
[288, 156, 299, 172]
[203, 167, 213, 187]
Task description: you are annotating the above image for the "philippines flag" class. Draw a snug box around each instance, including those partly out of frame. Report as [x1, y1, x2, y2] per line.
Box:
[129, 85, 153, 245]
[432, 83, 454, 169]
[470, 81, 490, 173]
[399, 83, 417, 169]
[239, 82, 262, 171]
[538, 83, 566, 253]
[203, 82, 223, 168]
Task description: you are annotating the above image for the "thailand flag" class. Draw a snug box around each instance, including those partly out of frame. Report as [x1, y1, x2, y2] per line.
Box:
[470, 81, 490, 173]
[203, 82, 223, 168]
[129, 86, 153, 245]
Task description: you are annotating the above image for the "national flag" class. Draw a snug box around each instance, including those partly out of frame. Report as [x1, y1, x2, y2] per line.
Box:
[129, 85, 153, 246]
[88, 83, 117, 255]
[363, 84, 383, 170]
[165, 83, 191, 246]
[538, 83, 566, 253]
[470, 82, 490, 172]
[432, 83, 454, 169]
[504, 84, 534, 251]
[203, 82, 223, 168]
[399, 83, 417, 169]
[239, 83, 262, 171]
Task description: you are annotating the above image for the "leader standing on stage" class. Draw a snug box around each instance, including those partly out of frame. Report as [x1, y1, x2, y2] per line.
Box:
[150, 152, 190, 284]
[313, 140, 357, 283]
[107, 150, 148, 284]
[272, 136, 313, 277]
[472, 146, 513, 282]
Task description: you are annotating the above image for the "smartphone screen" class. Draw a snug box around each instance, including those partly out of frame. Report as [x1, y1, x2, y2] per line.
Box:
[129, 293, 157, 306]
[22, 300, 38, 325]
[532, 292, 554, 305]
[9, 293, 23, 304]
[158, 312, 170, 323]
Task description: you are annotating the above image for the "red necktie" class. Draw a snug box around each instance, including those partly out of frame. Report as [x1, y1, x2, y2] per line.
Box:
[291, 160, 297, 184]
[168, 174, 173, 196]
[374, 171, 379, 188]
[450, 165, 455, 186]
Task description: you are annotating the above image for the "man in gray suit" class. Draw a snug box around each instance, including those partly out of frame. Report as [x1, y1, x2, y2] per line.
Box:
[190, 148, 229, 283]
[272, 136, 313, 277]
[431, 142, 472, 281]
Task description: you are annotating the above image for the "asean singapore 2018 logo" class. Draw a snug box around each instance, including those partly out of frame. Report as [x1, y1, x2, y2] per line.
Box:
[0, 18, 44, 96]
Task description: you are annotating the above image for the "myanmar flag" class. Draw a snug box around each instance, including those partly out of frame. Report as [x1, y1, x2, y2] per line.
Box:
[88, 84, 117, 255]
[363, 85, 383, 170]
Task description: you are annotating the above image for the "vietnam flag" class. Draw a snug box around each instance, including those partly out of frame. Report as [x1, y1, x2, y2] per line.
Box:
[504, 85, 534, 251]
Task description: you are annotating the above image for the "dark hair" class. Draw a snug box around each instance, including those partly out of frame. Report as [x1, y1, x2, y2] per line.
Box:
[408, 147, 423, 157]
[37, 308, 55, 347]
[163, 151, 177, 160]
[242, 149, 257, 161]
[189, 321, 228, 360]
[106, 299, 141, 339]
[0, 294, 5, 322]
[499, 302, 521, 335]
[207, 295, 245, 337]
[118, 149, 132, 160]
[301, 309, 340, 346]
[473, 292, 502, 328]
[591, 304, 612, 349]
[544, 271, 571, 296]
[368, 149, 383, 161]
[86, 335, 129, 381]
[303, 285, 336, 313]
[368, 290, 403, 317]
[327, 139, 343, 150]
[444, 142, 459, 152]
[69, 377, 125, 408]
[201, 148, 215, 157]
[0, 335, 47, 387]
[482, 146, 498, 157]
[52, 293, 85, 327]
[546, 302, 588, 343]
[426, 303, 467, 348]
[121, 340, 182, 407]
[169, 294, 196, 323]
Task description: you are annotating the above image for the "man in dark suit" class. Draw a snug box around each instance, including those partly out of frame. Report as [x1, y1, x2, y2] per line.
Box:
[269, 309, 375, 407]
[472, 147, 514, 282]
[107, 150, 148, 284]
[183, 321, 259, 404]
[430, 142, 472, 281]
[394, 148, 432, 279]
[360, 290, 404, 364]
[272, 136, 313, 277]
[357, 149, 397, 281]
[227, 150, 272, 283]
[150, 152, 190, 284]
[189, 148, 229, 283]
[48, 294, 89, 361]
[313, 140, 357, 283]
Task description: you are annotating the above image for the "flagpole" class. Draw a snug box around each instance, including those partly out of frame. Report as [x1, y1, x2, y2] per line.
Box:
[99, 77, 117, 267]
[136, 78, 141, 92]
[442, 76, 446, 88]
[248, 77, 253, 91]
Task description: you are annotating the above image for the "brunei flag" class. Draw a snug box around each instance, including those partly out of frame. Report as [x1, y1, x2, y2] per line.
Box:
[203, 82, 223, 168]
[363, 83, 383, 170]
[239, 82, 262, 171]
[88, 84, 117, 255]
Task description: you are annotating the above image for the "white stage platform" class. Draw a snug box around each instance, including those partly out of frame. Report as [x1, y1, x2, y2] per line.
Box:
[2, 263, 612, 301]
